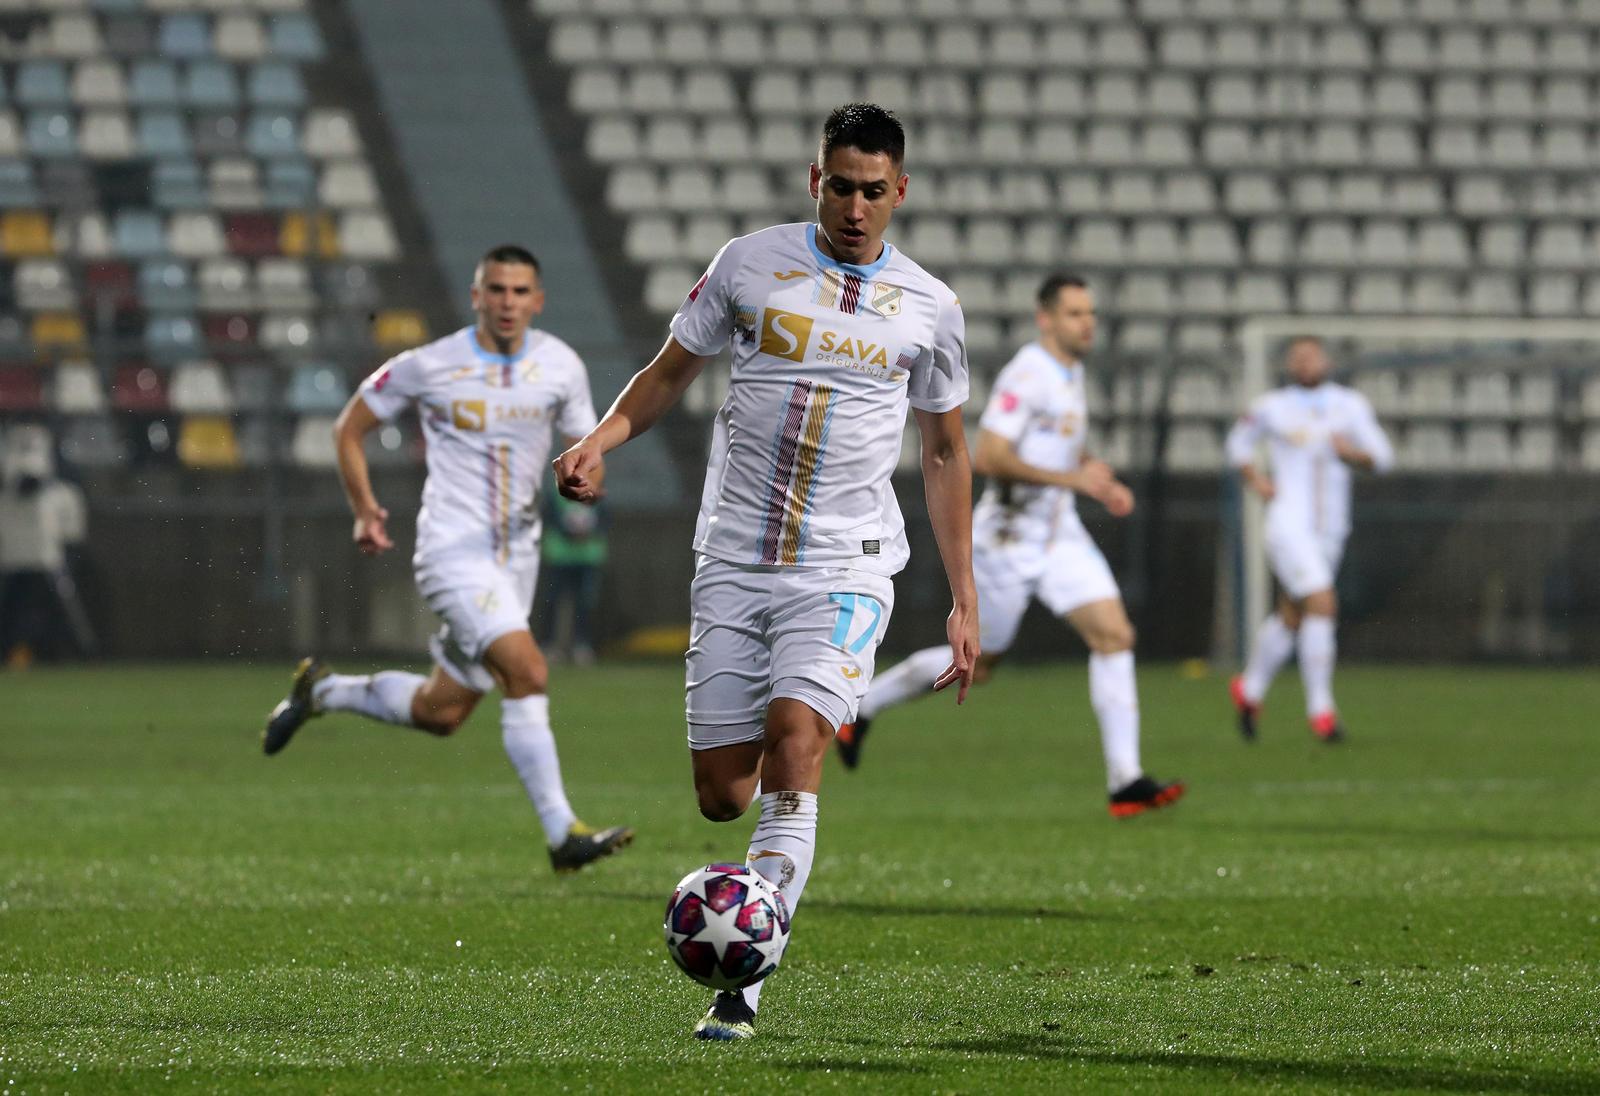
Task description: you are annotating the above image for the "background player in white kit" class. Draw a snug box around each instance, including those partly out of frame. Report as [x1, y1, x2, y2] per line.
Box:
[260, 245, 634, 873]
[1226, 336, 1394, 743]
[840, 274, 1185, 818]
[554, 104, 979, 1040]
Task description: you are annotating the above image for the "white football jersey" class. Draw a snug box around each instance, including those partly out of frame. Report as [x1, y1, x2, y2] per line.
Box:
[671, 222, 969, 576]
[1225, 382, 1393, 540]
[971, 342, 1091, 549]
[358, 326, 598, 567]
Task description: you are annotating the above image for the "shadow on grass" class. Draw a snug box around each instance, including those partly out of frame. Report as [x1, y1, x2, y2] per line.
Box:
[1184, 818, 1599, 847]
[775, 1057, 930, 1076]
[930, 1032, 1598, 1094]
[581, 890, 1099, 922]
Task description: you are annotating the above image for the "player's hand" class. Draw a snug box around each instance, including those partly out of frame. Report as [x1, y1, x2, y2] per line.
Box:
[933, 599, 981, 704]
[1072, 459, 1116, 501]
[354, 506, 392, 555]
[1331, 434, 1367, 466]
[553, 438, 605, 503]
[1104, 482, 1135, 517]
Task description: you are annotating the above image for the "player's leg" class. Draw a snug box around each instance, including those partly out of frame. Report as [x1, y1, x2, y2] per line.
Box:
[1297, 586, 1342, 741]
[263, 657, 440, 755]
[482, 622, 633, 869]
[838, 546, 1026, 769]
[1231, 592, 1301, 740]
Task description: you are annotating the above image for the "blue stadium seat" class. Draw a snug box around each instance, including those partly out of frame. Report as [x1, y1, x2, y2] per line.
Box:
[145, 313, 202, 362]
[136, 110, 190, 156]
[26, 110, 78, 157]
[0, 161, 39, 207]
[138, 259, 196, 310]
[113, 210, 167, 258]
[183, 60, 241, 109]
[17, 61, 71, 107]
[160, 15, 213, 59]
[129, 61, 180, 107]
[246, 111, 300, 157]
[152, 159, 205, 209]
[287, 364, 349, 413]
[262, 158, 314, 208]
[268, 14, 326, 61]
[246, 63, 306, 108]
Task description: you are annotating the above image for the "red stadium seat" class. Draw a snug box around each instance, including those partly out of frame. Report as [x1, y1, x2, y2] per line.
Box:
[0, 367, 44, 410]
[222, 211, 279, 258]
[112, 363, 170, 412]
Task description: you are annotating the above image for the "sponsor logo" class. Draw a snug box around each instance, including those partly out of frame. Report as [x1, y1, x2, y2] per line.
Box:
[518, 358, 541, 382]
[447, 366, 475, 382]
[871, 282, 903, 317]
[451, 399, 487, 431]
[817, 331, 890, 368]
[758, 308, 814, 362]
[998, 391, 1020, 412]
[475, 588, 499, 614]
[862, 539, 880, 555]
[773, 270, 809, 281]
[839, 665, 862, 680]
[749, 848, 796, 888]
[686, 273, 709, 303]
[371, 365, 392, 392]
[1057, 411, 1080, 437]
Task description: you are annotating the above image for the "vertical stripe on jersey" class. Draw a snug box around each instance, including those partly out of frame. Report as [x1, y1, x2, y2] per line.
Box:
[491, 443, 512, 565]
[780, 385, 835, 565]
[759, 381, 814, 564]
[815, 270, 864, 315]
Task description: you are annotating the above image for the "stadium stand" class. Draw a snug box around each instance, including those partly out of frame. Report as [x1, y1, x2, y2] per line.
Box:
[525, 0, 1599, 472]
[0, 0, 443, 473]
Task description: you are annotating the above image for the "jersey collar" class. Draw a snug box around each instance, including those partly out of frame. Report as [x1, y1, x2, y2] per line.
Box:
[465, 325, 534, 364]
[807, 223, 894, 280]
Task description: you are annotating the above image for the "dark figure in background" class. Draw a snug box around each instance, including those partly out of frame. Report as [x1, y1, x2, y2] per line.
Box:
[0, 424, 95, 666]
[538, 486, 608, 666]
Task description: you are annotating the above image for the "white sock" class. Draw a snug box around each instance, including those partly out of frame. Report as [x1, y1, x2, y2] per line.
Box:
[312, 671, 423, 726]
[1241, 614, 1296, 704]
[1298, 614, 1337, 718]
[1089, 650, 1142, 792]
[738, 790, 818, 1014]
[500, 695, 577, 847]
[859, 645, 950, 719]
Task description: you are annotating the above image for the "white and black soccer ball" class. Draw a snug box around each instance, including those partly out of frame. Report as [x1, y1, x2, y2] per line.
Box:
[663, 862, 791, 991]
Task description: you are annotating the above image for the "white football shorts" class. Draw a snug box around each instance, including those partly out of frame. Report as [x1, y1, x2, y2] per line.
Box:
[685, 556, 896, 750]
[973, 525, 1121, 654]
[415, 550, 540, 694]
[1265, 527, 1346, 601]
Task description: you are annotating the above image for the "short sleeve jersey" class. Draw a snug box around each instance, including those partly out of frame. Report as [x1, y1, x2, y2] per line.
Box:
[972, 342, 1091, 548]
[670, 222, 968, 576]
[1224, 382, 1393, 540]
[358, 326, 598, 567]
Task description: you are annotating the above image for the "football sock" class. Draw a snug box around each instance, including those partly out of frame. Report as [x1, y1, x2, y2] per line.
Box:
[1241, 613, 1296, 705]
[1089, 650, 1143, 792]
[739, 790, 818, 1014]
[1298, 614, 1338, 718]
[500, 695, 577, 847]
[859, 645, 949, 719]
[312, 671, 424, 727]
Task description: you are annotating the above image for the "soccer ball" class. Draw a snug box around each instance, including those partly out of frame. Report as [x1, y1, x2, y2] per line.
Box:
[663, 862, 791, 991]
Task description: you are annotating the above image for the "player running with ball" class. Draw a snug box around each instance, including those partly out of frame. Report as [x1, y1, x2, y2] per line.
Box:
[840, 273, 1184, 818]
[1226, 335, 1394, 742]
[555, 104, 979, 1040]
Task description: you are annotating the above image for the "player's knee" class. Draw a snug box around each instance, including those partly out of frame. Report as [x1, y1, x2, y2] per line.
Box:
[497, 663, 548, 700]
[1303, 591, 1338, 618]
[1091, 621, 1135, 654]
[414, 704, 467, 736]
[695, 786, 747, 823]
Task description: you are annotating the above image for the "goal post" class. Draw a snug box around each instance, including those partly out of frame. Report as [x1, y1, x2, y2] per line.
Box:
[1223, 315, 1600, 664]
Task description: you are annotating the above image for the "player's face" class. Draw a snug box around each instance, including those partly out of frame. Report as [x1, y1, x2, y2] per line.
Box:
[471, 261, 544, 346]
[809, 147, 907, 266]
[1037, 286, 1096, 359]
[1286, 340, 1330, 386]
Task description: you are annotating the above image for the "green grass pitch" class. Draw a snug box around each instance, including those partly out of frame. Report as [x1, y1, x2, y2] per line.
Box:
[3, 661, 1598, 1094]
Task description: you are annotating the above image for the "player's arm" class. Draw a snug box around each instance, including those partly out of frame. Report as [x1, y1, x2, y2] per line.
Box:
[971, 428, 1120, 504]
[1332, 398, 1395, 474]
[914, 406, 980, 703]
[332, 393, 393, 555]
[554, 336, 711, 502]
[1225, 408, 1275, 501]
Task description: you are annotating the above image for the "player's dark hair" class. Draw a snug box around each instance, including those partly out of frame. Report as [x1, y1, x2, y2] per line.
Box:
[1282, 334, 1324, 354]
[477, 244, 541, 278]
[1036, 272, 1089, 310]
[819, 103, 906, 167]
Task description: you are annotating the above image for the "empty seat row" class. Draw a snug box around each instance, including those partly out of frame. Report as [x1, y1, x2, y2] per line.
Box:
[3, 11, 324, 62]
[1, 59, 306, 108]
[0, 106, 361, 159]
[0, 208, 398, 261]
[0, 156, 375, 211]
[550, 17, 1599, 72]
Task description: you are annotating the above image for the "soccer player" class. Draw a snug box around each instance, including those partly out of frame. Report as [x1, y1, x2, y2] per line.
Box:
[260, 244, 634, 873]
[839, 274, 1185, 819]
[1225, 335, 1394, 742]
[554, 104, 978, 1040]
